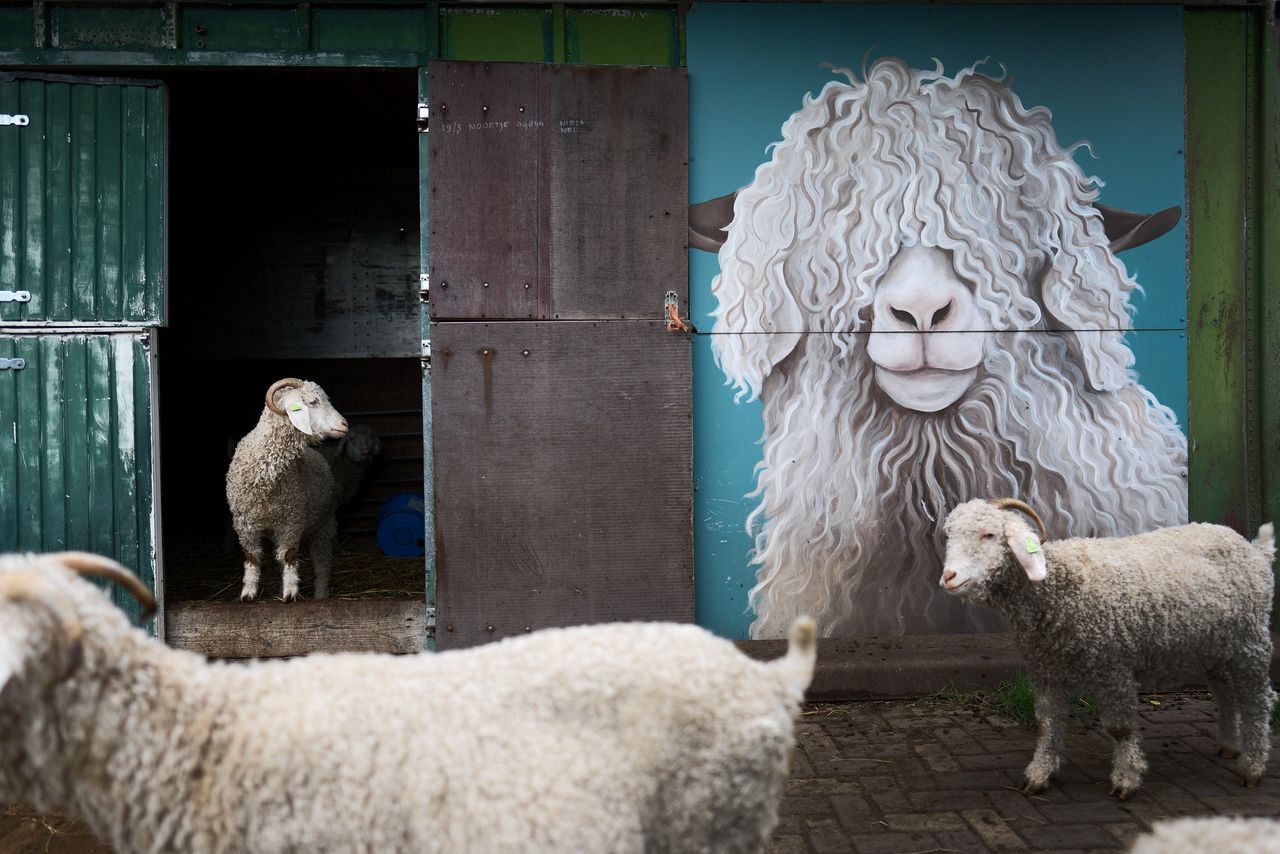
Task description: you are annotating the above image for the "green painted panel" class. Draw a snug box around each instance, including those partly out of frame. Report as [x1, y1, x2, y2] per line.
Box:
[0, 6, 32, 51]
[440, 7, 552, 62]
[51, 5, 171, 50]
[0, 80, 20, 323]
[45, 83, 72, 321]
[0, 333, 157, 620]
[566, 8, 679, 66]
[182, 7, 303, 51]
[1185, 10, 1254, 531]
[1260, 19, 1280, 537]
[0, 76, 165, 324]
[313, 7, 429, 53]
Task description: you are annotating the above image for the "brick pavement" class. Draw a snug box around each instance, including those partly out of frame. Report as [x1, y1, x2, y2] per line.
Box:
[3, 692, 1277, 853]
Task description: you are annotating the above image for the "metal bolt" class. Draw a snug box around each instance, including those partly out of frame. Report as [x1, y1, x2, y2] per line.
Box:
[523, 282, 530, 289]
[522, 350, 530, 357]
[524, 626, 532, 632]
[194, 23, 207, 34]
[482, 282, 489, 288]
[445, 623, 455, 632]
[440, 280, 449, 290]
[482, 105, 489, 113]
[486, 624, 495, 632]
[481, 349, 491, 356]
[519, 106, 525, 113]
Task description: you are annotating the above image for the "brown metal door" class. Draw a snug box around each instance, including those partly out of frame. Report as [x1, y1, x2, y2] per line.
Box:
[427, 61, 691, 649]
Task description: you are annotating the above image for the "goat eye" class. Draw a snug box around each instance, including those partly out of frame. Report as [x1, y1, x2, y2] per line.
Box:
[981, 532, 995, 540]
[309, 399, 319, 407]
[890, 308, 917, 328]
[931, 301, 952, 326]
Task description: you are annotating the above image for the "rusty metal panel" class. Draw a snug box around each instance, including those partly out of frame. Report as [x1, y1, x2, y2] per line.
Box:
[431, 321, 692, 649]
[427, 60, 546, 320]
[548, 65, 687, 319]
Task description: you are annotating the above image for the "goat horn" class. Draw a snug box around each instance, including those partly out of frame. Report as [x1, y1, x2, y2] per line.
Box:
[0, 572, 84, 680]
[265, 378, 305, 417]
[48, 551, 157, 621]
[987, 498, 1048, 540]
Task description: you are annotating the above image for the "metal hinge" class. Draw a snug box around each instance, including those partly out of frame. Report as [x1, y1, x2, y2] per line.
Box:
[0, 358, 26, 371]
[420, 340, 431, 365]
[417, 101, 429, 134]
[0, 290, 31, 303]
[419, 273, 429, 301]
[0, 115, 30, 127]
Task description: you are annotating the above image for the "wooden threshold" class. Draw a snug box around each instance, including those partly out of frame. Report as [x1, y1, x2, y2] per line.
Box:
[165, 597, 428, 658]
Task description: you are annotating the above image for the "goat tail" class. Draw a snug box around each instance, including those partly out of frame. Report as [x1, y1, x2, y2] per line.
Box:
[773, 616, 818, 698]
[1253, 523, 1276, 562]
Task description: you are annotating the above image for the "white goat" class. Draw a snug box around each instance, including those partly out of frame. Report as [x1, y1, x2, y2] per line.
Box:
[226, 378, 349, 601]
[940, 498, 1276, 799]
[0, 551, 817, 854]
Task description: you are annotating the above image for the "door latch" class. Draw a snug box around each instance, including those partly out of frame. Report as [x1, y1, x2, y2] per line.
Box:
[417, 102, 429, 134]
[0, 358, 26, 370]
[0, 290, 31, 303]
[0, 115, 30, 127]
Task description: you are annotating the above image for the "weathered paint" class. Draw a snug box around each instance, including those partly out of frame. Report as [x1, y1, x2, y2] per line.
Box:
[1185, 10, 1256, 532]
[565, 8, 680, 66]
[0, 332, 157, 622]
[0, 75, 165, 325]
[1260, 16, 1280, 547]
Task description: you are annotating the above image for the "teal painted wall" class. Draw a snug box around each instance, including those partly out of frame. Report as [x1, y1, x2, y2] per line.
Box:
[687, 4, 1187, 638]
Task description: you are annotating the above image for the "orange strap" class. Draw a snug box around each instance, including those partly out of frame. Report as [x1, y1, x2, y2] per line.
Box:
[665, 302, 692, 334]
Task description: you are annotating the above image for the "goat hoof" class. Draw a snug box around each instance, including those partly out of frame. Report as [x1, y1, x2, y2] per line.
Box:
[1021, 780, 1048, 796]
[1219, 747, 1241, 760]
[1243, 777, 1260, 789]
[239, 587, 257, 602]
[1109, 785, 1137, 800]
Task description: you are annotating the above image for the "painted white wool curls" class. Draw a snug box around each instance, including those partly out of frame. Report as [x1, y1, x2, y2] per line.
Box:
[709, 57, 1187, 638]
[1128, 816, 1280, 854]
[941, 498, 1276, 799]
[226, 378, 349, 601]
[0, 551, 817, 854]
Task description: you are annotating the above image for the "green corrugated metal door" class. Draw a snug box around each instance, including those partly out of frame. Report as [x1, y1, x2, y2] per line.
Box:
[0, 73, 164, 621]
[0, 73, 165, 325]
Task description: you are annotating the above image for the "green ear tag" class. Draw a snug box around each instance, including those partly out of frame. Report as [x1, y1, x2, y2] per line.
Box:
[289, 403, 302, 412]
[1025, 538, 1041, 554]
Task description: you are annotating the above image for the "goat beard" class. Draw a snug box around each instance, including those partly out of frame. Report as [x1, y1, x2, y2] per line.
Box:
[744, 331, 1188, 639]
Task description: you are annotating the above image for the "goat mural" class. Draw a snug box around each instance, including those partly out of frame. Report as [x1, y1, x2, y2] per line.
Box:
[691, 58, 1188, 639]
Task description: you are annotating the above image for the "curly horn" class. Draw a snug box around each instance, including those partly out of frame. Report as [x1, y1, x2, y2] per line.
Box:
[987, 498, 1048, 540]
[265, 378, 305, 417]
[49, 551, 157, 621]
[0, 572, 84, 680]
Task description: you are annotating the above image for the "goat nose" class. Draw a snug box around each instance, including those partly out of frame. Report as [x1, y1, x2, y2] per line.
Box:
[339, 418, 349, 430]
[942, 569, 957, 584]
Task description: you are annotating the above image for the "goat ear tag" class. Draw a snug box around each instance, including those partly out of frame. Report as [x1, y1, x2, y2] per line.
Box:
[286, 403, 314, 435]
[1025, 539, 1041, 554]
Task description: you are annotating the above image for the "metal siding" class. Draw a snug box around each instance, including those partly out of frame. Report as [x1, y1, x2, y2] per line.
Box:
[0, 333, 156, 618]
[0, 76, 164, 325]
[1185, 10, 1255, 532]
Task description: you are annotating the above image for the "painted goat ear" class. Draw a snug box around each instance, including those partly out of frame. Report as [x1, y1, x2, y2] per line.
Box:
[1005, 521, 1047, 582]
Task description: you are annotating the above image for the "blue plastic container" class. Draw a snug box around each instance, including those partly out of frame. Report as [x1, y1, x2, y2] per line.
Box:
[376, 493, 426, 557]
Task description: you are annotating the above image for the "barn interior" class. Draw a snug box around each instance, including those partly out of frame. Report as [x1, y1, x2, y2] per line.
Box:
[158, 69, 426, 604]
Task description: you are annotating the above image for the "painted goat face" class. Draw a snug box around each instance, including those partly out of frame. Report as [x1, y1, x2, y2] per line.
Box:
[866, 246, 986, 412]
